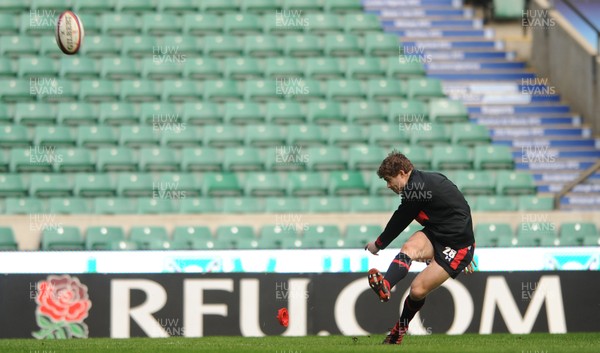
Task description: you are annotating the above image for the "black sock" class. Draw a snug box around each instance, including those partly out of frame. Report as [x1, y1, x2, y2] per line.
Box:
[383, 252, 412, 288]
[399, 296, 426, 328]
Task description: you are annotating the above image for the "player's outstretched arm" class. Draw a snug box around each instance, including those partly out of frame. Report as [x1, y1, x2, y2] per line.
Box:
[365, 241, 380, 255]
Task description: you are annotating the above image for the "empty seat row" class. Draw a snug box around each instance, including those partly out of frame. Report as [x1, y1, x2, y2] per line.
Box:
[475, 222, 600, 247]
[2, 32, 402, 59]
[8, 56, 426, 80]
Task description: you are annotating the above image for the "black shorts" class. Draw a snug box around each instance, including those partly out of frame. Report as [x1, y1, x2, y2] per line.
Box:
[423, 232, 475, 279]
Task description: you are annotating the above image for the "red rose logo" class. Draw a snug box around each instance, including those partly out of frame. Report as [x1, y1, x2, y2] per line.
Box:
[277, 308, 289, 327]
[32, 275, 92, 339]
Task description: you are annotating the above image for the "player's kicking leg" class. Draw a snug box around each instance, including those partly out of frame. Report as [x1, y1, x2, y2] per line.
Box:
[368, 231, 433, 302]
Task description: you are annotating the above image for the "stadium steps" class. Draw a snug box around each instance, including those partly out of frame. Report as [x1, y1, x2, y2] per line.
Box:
[366, 0, 600, 210]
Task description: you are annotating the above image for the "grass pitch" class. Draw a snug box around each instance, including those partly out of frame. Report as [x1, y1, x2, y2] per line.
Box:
[1, 333, 599, 353]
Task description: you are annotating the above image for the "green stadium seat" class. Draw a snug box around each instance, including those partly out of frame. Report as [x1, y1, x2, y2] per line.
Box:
[10, 148, 53, 173]
[101, 13, 140, 35]
[493, 0, 525, 19]
[15, 103, 56, 125]
[54, 148, 95, 172]
[120, 80, 161, 102]
[284, 34, 323, 57]
[410, 123, 451, 146]
[305, 13, 342, 34]
[224, 101, 264, 125]
[349, 196, 389, 212]
[161, 35, 201, 56]
[475, 195, 517, 211]
[156, 0, 197, 14]
[223, 147, 264, 171]
[368, 124, 411, 148]
[325, 33, 362, 57]
[266, 101, 305, 125]
[181, 147, 223, 172]
[0, 36, 37, 57]
[119, 125, 161, 147]
[326, 79, 365, 102]
[0, 125, 30, 148]
[224, 57, 262, 80]
[29, 174, 72, 197]
[203, 125, 244, 147]
[307, 100, 345, 124]
[0, 0, 28, 12]
[517, 222, 557, 246]
[141, 58, 184, 80]
[202, 172, 242, 196]
[474, 145, 515, 170]
[559, 222, 597, 246]
[34, 126, 76, 147]
[75, 0, 116, 13]
[401, 145, 432, 171]
[41, 227, 84, 251]
[367, 79, 406, 102]
[140, 101, 181, 125]
[79, 80, 119, 102]
[326, 0, 363, 12]
[583, 235, 600, 246]
[308, 197, 345, 212]
[496, 171, 536, 195]
[344, 13, 381, 33]
[0, 79, 34, 103]
[259, 225, 297, 248]
[179, 198, 218, 213]
[284, 79, 325, 101]
[348, 145, 385, 170]
[93, 197, 136, 214]
[265, 57, 304, 78]
[364, 33, 400, 57]
[451, 124, 492, 146]
[17, 57, 57, 78]
[161, 125, 202, 149]
[137, 198, 176, 214]
[287, 172, 327, 196]
[245, 125, 286, 147]
[346, 224, 382, 243]
[147, 240, 192, 250]
[0, 227, 18, 250]
[222, 197, 265, 213]
[265, 197, 304, 213]
[100, 57, 138, 80]
[142, 13, 180, 35]
[49, 198, 90, 214]
[387, 56, 426, 79]
[183, 13, 222, 35]
[200, 0, 239, 13]
[347, 101, 387, 125]
[475, 223, 514, 247]
[216, 225, 255, 249]
[517, 195, 554, 211]
[329, 171, 368, 196]
[59, 57, 99, 79]
[306, 146, 346, 171]
[303, 225, 342, 248]
[287, 124, 327, 146]
[244, 35, 283, 57]
[172, 226, 212, 246]
[429, 99, 469, 123]
[77, 126, 118, 148]
[0, 58, 15, 78]
[245, 172, 286, 196]
[280, 237, 322, 249]
[57, 102, 98, 126]
[305, 57, 344, 79]
[345, 57, 386, 79]
[75, 174, 116, 197]
[117, 173, 155, 197]
[262, 12, 306, 35]
[389, 100, 429, 123]
[407, 78, 445, 101]
[156, 172, 200, 198]
[139, 147, 179, 172]
[243, 79, 282, 102]
[454, 171, 496, 196]
[182, 101, 222, 125]
[121, 35, 159, 57]
[328, 124, 368, 147]
[204, 35, 243, 58]
[0, 174, 27, 197]
[130, 226, 169, 249]
[81, 35, 121, 58]
[223, 13, 262, 35]
[5, 198, 44, 214]
[77, 14, 100, 35]
[0, 106, 9, 124]
[203, 79, 242, 101]
[431, 145, 472, 170]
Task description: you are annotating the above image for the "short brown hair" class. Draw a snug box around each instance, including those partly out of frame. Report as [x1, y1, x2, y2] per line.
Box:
[377, 150, 414, 179]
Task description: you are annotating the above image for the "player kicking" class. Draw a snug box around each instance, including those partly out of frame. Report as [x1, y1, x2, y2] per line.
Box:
[365, 151, 476, 344]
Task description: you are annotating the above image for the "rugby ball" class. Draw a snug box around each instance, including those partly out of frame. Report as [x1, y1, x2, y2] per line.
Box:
[55, 11, 84, 55]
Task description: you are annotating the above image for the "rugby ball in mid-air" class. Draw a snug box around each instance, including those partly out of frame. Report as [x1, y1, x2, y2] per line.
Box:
[55, 11, 84, 55]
